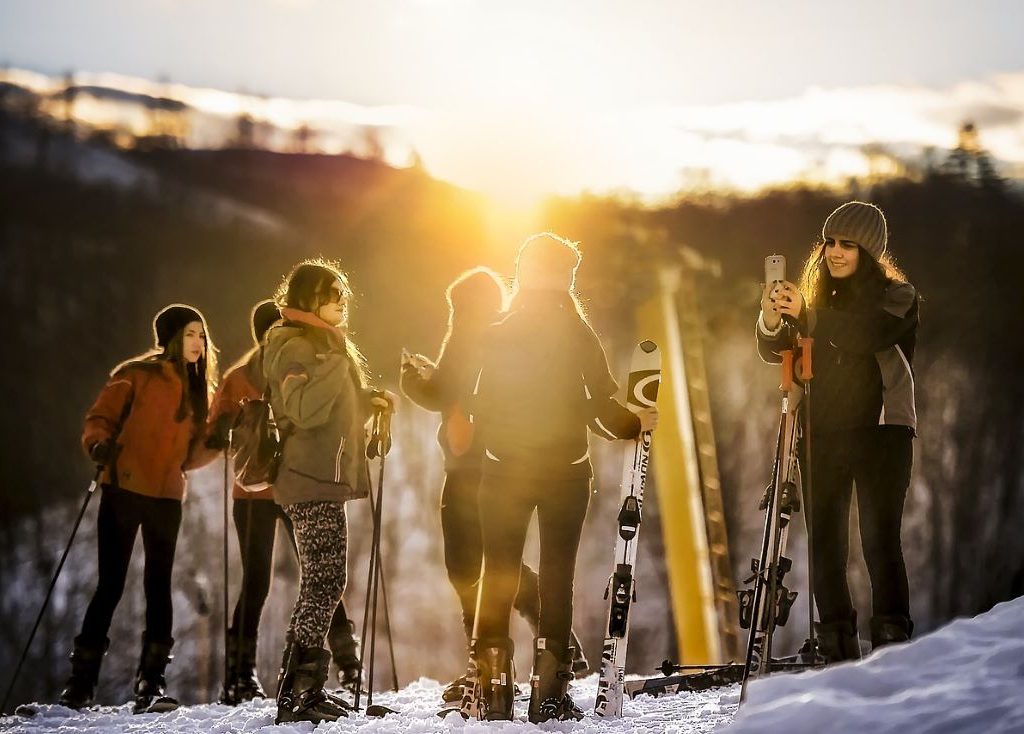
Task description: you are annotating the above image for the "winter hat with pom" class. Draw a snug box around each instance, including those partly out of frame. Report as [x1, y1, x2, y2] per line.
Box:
[822, 201, 888, 260]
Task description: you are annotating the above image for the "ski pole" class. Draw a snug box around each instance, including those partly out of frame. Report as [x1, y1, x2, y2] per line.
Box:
[222, 446, 231, 698]
[363, 472, 400, 692]
[1, 466, 103, 714]
[357, 404, 396, 711]
[797, 336, 818, 664]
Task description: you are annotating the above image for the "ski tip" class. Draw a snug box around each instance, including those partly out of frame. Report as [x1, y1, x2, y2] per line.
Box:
[639, 340, 657, 353]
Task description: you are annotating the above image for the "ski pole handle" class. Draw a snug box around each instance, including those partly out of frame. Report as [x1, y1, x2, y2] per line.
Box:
[366, 407, 392, 459]
[797, 337, 813, 381]
[780, 350, 794, 392]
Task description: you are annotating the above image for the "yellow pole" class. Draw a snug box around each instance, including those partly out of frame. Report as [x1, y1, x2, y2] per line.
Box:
[637, 266, 721, 664]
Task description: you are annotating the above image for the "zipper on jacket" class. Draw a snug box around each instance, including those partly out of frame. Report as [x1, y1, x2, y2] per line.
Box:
[334, 437, 346, 483]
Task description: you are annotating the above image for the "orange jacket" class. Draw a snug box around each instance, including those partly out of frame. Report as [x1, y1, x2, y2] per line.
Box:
[82, 359, 213, 501]
[208, 351, 275, 500]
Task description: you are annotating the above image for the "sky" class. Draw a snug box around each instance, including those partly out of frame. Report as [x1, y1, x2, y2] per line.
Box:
[3, 0, 1024, 204]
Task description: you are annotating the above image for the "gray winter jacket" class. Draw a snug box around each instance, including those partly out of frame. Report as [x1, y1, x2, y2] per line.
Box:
[263, 309, 371, 507]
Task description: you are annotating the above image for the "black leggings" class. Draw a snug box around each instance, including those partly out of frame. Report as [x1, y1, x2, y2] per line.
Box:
[474, 476, 590, 647]
[440, 468, 542, 638]
[79, 486, 182, 646]
[807, 426, 913, 624]
[231, 498, 350, 640]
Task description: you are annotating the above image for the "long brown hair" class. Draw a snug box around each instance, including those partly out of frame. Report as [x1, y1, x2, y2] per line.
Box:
[113, 317, 218, 426]
[275, 258, 368, 388]
[437, 267, 508, 362]
[798, 239, 909, 308]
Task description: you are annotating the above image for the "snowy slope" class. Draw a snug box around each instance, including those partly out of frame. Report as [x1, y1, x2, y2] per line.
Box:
[4, 594, 1021, 733]
[725, 594, 1024, 734]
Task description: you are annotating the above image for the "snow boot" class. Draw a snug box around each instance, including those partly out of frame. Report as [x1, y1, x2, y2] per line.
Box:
[275, 642, 349, 724]
[132, 635, 179, 714]
[219, 633, 265, 705]
[870, 614, 913, 650]
[475, 638, 514, 721]
[326, 619, 361, 694]
[528, 638, 584, 723]
[58, 635, 108, 709]
[815, 614, 861, 664]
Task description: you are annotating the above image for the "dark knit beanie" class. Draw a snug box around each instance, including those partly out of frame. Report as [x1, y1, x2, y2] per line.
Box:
[153, 303, 204, 348]
[251, 299, 281, 344]
[822, 201, 888, 260]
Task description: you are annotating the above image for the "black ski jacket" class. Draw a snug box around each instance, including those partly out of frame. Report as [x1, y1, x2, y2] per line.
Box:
[756, 275, 918, 434]
[469, 291, 641, 481]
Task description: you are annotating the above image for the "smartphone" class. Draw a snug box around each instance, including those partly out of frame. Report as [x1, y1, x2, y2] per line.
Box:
[765, 254, 786, 286]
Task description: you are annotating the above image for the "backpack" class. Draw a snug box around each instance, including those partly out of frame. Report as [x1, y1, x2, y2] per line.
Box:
[229, 349, 287, 492]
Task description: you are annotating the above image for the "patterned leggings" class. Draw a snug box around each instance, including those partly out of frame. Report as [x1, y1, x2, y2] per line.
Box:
[283, 501, 348, 648]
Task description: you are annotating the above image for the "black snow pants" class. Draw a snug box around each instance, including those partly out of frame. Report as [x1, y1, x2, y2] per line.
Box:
[440, 467, 543, 638]
[474, 475, 590, 648]
[806, 425, 913, 624]
[79, 486, 182, 646]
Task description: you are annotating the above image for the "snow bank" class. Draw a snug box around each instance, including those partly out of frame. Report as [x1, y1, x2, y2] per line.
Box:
[723, 594, 1024, 734]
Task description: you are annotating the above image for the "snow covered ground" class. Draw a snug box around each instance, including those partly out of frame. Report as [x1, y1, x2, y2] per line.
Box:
[4, 594, 1021, 733]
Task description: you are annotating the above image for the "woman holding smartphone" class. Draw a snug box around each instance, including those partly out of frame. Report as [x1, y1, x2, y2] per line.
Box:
[756, 201, 919, 662]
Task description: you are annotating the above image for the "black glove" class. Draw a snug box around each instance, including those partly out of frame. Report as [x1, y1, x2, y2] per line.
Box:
[89, 439, 115, 466]
[204, 414, 232, 450]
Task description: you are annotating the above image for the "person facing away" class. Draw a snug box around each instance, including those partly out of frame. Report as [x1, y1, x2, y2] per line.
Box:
[400, 267, 589, 705]
[756, 200, 918, 662]
[468, 233, 658, 722]
[206, 299, 362, 706]
[60, 304, 219, 714]
[262, 259, 394, 725]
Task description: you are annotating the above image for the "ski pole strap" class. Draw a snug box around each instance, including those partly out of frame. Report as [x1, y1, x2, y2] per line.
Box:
[797, 337, 814, 381]
[780, 349, 794, 392]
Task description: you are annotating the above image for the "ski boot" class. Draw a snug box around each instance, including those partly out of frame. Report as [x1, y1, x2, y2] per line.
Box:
[475, 638, 515, 721]
[132, 635, 179, 714]
[326, 620, 361, 694]
[275, 640, 350, 724]
[528, 637, 584, 723]
[870, 615, 913, 650]
[815, 613, 862, 664]
[219, 633, 265, 705]
[58, 635, 109, 709]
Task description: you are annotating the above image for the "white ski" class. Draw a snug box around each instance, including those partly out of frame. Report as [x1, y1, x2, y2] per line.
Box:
[594, 339, 662, 718]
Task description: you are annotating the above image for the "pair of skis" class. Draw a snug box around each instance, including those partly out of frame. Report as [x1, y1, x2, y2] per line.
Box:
[618, 334, 822, 704]
[594, 340, 662, 718]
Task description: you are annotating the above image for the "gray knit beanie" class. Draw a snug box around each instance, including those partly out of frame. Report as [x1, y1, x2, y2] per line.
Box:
[822, 201, 888, 260]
